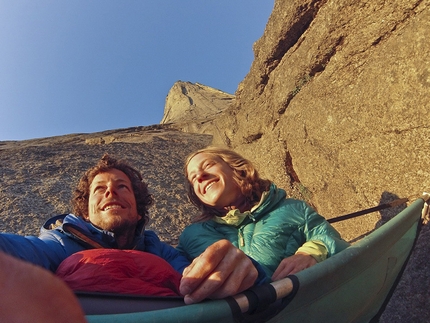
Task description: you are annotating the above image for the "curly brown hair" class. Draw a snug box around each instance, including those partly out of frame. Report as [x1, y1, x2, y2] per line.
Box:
[184, 146, 271, 221]
[72, 154, 153, 227]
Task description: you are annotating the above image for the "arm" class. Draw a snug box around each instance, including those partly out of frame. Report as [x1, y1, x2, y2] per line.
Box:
[143, 230, 191, 273]
[271, 252, 317, 280]
[0, 230, 81, 271]
[0, 251, 87, 323]
[302, 203, 350, 256]
[272, 202, 350, 280]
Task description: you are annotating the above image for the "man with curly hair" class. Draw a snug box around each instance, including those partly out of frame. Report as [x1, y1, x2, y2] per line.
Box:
[0, 154, 189, 273]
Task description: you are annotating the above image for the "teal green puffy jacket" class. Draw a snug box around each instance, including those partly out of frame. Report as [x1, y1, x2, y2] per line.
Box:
[177, 184, 350, 277]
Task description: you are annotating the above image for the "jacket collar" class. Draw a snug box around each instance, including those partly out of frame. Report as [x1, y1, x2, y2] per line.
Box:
[42, 214, 145, 250]
[213, 183, 286, 226]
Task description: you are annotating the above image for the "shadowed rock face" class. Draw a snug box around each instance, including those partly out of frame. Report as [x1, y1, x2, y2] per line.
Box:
[1, 0, 429, 321]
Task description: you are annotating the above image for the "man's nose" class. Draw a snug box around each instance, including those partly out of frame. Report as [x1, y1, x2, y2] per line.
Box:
[105, 185, 118, 197]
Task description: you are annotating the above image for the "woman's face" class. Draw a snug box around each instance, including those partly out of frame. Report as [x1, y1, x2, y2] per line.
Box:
[187, 153, 243, 209]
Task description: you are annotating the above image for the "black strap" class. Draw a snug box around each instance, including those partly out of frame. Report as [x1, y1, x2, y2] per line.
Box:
[226, 275, 300, 323]
[242, 283, 277, 314]
[328, 198, 408, 223]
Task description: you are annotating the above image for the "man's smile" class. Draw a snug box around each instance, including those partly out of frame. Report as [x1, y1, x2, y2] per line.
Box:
[102, 202, 125, 211]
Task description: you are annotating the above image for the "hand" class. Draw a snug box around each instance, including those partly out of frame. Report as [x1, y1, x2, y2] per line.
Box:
[271, 252, 317, 281]
[0, 251, 87, 323]
[179, 239, 258, 304]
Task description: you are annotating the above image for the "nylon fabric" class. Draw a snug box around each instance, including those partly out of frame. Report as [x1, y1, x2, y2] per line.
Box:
[56, 249, 181, 296]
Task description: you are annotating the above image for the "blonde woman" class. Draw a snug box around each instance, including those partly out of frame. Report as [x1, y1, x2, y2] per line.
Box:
[178, 146, 349, 281]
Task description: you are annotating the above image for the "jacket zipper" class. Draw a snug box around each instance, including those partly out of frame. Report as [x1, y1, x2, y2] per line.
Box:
[239, 228, 245, 247]
[238, 213, 257, 247]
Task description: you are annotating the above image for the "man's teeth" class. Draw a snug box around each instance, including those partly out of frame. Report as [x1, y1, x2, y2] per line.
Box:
[104, 205, 122, 211]
[206, 182, 214, 191]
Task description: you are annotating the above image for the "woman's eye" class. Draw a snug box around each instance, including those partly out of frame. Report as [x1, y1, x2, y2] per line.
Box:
[204, 161, 214, 169]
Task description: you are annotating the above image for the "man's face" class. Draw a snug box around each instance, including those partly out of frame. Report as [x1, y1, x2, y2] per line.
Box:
[86, 169, 141, 234]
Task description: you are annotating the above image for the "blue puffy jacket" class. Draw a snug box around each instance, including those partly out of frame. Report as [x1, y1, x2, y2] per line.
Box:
[0, 214, 190, 273]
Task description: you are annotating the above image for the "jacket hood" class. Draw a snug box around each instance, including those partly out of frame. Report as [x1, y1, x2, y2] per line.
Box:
[250, 183, 287, 221]
[41, 214, 145, 250]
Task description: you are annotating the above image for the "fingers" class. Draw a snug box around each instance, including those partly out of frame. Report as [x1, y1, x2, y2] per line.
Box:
[271, 253, 317, 281]
[271, 259, 294, 281]
[180, 240, 258, 304]
[201, 247, 257, 299]
[179, 240, 227, 296]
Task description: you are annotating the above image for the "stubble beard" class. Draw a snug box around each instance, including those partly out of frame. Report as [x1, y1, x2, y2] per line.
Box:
[105, 216, 136, 235]
[95, 210, 137, 241]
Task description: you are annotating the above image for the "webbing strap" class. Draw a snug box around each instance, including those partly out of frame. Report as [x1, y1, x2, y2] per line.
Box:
[242, 283, 277, 314]
[226, 275, 300, 322]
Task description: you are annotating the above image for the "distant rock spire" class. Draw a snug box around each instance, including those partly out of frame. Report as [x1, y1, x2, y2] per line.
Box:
[160, 81, 234, 124]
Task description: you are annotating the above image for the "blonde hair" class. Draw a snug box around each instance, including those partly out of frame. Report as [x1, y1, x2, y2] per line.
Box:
[184, 146, 271, 221]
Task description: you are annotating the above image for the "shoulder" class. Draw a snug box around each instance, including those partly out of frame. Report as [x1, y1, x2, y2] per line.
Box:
[143, 231, 190, 273]
[265, 185, 310, 212]
[143, 230, 162, 244]
[41, 214, 70, 232]
[267, 197, 310, 214]
[143, 230, 174, 254]
[258, 197, 319, 228]
[41, 214, 88, 234]
[180, 220, 233, 241]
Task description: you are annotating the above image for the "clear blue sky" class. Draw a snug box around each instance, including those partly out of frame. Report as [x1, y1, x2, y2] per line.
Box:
[0, 1, 274, 141]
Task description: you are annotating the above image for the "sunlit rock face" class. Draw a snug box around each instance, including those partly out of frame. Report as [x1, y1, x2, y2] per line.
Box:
[160, 81, 233, 124]
[163, 1, 430, 321]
